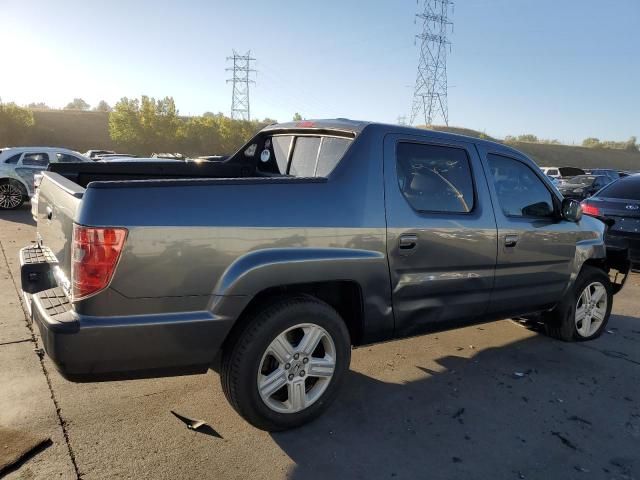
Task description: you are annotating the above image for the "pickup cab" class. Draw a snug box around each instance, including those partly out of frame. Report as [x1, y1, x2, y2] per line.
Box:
[21, 120, 630, 431]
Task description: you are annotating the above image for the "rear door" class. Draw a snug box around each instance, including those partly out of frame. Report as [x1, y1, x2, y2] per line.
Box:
[479, 149, 575, 317]
[384, 134, 497, 337]
[16, 151, 50, 194]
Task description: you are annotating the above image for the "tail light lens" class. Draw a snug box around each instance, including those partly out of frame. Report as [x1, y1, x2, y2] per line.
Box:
[581, 203, 600, 217]
[71, 224, 127, 300]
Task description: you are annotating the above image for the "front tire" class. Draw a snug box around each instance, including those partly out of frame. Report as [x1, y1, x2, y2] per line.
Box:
[221, 296, 351, 431]
[543, 266, 612, 341]
[0, 180, 26, 210]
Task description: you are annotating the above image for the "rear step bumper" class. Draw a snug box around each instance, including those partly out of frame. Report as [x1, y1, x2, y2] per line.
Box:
[21, 245, 235, 379]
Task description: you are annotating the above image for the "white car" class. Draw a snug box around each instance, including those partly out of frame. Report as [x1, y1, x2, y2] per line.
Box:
[541, 167, 561, 179]
[0, 147, 89, 209]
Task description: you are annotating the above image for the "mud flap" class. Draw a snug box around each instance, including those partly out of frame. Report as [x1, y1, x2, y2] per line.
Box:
[605, 247, 630, 295]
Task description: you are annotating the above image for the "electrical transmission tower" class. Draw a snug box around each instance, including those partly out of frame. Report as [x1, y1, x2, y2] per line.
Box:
[226, 50, 256, 121]
[409, 0, 453, 127]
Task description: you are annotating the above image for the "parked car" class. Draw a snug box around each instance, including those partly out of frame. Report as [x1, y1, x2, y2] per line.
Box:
[94, 153, 137, 160]
[151, 153, 186, 160]
[584, 168, 621, 183]
[0, 147, 89, 209]
[541, 166, 585, 182]
[581, 174, 640, 264]
[83, 149, 115, 160]
[557, 174, 612, 200]
[22, 120, 629, 431]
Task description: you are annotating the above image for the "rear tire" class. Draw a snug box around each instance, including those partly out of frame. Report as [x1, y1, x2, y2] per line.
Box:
[543, 266, 612, 341]
[0, 180, 26, 210]
[221, 296, 351, 431]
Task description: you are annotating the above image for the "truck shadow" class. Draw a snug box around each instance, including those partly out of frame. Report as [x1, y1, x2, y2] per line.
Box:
[0, 204, 35, 226]
[271, 314, 640, 480]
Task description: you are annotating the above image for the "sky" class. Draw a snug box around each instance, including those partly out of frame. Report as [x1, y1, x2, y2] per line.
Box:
[1, 0, 638, 144]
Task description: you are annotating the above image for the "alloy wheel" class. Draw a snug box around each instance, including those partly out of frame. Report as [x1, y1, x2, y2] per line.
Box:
[575, 281, 608, 337]
[257, 323, 336, 414]
[0, 183, 23, 209]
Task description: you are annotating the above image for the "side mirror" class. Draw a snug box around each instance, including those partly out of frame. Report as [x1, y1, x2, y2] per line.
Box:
[561, 198, 582, 222]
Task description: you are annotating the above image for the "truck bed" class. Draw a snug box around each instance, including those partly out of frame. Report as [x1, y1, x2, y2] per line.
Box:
[49, 160, 256, 188]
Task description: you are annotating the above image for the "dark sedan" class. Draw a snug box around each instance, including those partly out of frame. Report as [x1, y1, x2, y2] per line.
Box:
[558, 175, 611, 200]
[582, 174, 640, 264]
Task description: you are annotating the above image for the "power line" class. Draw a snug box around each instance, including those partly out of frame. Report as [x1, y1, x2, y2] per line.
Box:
[226, 50, 256, 121]
[409, 0, 454, 127]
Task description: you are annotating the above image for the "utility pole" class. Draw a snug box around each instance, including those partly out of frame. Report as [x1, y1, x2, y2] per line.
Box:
[409, 0, 453, 127]
[226, 50, 256, 121]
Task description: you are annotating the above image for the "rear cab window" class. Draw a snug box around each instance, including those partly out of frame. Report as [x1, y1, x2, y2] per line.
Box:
[252, 133, 353, 177]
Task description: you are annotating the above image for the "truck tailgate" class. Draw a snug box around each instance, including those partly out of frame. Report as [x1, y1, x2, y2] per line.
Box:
[36, 172, 85, 285]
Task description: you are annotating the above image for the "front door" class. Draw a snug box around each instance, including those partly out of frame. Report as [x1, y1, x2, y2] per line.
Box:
[384, 134, 498, 337]
[479, 149, 575, 317]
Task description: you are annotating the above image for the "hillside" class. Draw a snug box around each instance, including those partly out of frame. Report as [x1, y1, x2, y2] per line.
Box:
[16, 111, 640, 170]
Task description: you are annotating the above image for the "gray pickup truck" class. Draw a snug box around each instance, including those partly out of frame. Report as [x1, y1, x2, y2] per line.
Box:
[21, 119, 629, 431]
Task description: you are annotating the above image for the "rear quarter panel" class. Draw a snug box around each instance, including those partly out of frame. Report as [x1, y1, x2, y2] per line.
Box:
[76, 128, 394, 341]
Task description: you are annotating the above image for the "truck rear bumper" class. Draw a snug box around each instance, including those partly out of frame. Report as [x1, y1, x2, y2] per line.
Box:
[29, 287, 234, 378]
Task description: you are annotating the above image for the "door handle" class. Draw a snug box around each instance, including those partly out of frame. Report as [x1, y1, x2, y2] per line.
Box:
[504, 234, 519, 248]
[46, 206, 53, 221]
[399, 234, 418, 250]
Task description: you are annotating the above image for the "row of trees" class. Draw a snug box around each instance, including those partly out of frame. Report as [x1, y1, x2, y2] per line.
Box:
[108, 96, 276, 155]
[0, 102, 35, 144]
[27, 99, 112, 112]
[582, 136, 638, 152]
[505, 133, 639, 151]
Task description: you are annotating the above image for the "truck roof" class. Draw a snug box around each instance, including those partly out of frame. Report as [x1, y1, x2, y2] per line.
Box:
[264, 119, 526, 159]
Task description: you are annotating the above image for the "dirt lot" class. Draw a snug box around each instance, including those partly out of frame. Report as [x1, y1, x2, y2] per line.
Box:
[1, 205, 639, 480]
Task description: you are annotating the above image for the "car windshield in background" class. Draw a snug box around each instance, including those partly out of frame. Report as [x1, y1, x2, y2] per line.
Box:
[570, 175, 597, 185]
[596, 176, 640, 200]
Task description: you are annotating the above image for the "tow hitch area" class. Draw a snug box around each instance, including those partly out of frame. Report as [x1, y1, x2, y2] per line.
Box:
[606, 247, 631, 294]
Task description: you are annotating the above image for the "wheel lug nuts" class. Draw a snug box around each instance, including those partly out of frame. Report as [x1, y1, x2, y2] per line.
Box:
[285, 363, 291, 370]
[288, 374, 294, 380]
[300, 370, 305, 377]
[303, 357, 309, 364]
[294, 353, 300, 360]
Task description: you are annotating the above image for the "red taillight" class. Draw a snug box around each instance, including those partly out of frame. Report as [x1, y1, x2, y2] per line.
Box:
[71, 224, 127, 300]
[581, 203, 600, 217]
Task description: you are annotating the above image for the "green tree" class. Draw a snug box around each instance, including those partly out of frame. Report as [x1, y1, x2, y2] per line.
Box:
[109, 96, 180, 154]
[94, 100, 112, 112]
[582, 137, 601, 148]
[624, 136, 638, 152]
[292, 112, 303, 121]
[64, 98, 90, 110]
[516, 134, 539, 143]
[0, 102, 35, 144]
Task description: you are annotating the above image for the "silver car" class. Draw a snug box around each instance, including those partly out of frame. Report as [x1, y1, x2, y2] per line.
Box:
[0, 147, 89, 209]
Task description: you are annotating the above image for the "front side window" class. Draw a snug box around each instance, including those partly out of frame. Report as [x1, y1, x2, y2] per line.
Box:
[488, 154, 554, 218]
[396, 142, 475, 213]
[22, 152, 49, 167]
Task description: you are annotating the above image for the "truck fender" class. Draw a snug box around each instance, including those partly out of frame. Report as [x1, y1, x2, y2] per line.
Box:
[213, 248, 385, 297]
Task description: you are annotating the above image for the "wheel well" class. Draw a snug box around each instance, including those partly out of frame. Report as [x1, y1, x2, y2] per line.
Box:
[221, 281, 365, 353]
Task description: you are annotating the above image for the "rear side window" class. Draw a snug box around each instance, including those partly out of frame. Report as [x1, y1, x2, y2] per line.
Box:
[56, 153, 84, 163]
[4, 153, 22, 164]
[22, 152, 49, 167]
[547, 169, 558, 176]
[488, 154, 554, 218]
[396, 142, 475, 213]
[597, 176, 640, 200]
